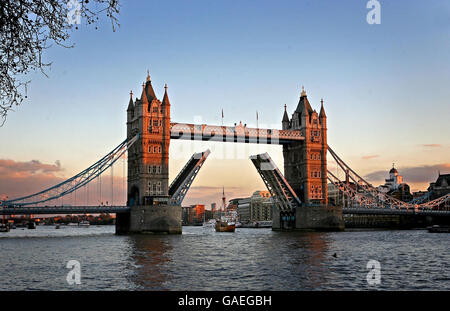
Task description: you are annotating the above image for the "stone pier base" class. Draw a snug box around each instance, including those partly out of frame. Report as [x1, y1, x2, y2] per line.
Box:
[116, 205, 182, 235]
[273, 205, 345, 231]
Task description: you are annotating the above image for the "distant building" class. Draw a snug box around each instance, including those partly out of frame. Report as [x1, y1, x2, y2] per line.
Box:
[428, 173, 450, 199]
[412, 191, 428, 198]
[377, 165, 412, 202]
[380, 166, 403, 191]
[182, 204, 207, 225]
[236, 191, 273, 223]
[227, 198, 243, 212]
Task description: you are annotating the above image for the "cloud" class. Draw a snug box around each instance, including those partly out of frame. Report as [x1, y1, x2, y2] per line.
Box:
[0, 159, 126, 205]
[362, 155, 380, 160]
[0, 159, 62, 174]
[364, 163, 450, 185]
[422, 144, 442, 148]
[0, 159, 65, 200]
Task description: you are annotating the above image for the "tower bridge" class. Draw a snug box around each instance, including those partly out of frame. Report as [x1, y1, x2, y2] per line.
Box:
[2, 72, 449, 233]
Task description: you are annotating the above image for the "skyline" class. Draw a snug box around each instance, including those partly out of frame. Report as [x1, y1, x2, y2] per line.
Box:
[1, 0, 449, 206]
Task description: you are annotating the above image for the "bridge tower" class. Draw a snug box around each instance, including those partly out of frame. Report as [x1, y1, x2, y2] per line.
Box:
[117, 71, 181, 234]
[280, 87, 343, 230]
[283, 87, 328, 205]
[126, 72, 171, 206]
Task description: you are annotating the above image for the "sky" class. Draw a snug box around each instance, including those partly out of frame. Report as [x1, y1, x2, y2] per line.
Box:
[1, 0, 449, 206]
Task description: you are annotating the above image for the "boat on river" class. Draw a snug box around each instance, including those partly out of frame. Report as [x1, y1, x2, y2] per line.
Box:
[0, 224, 10, 232]
[427, 225, 450, 233]
[215, 219, 235, 232]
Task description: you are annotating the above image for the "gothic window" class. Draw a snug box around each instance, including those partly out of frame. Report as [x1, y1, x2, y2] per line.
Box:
[153, 107, 158, 113]
[153, 120, 158, 126]
[148, 166, 151, 174]
[153, 146, 158, 153]
[158, 146, 161, 153]
[148, 146, 152, 153]
[152, 166, 157, 174]
[156, 181, 161, 194]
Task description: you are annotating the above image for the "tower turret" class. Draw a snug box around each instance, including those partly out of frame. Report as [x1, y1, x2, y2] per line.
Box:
[282, 104, 290, 130]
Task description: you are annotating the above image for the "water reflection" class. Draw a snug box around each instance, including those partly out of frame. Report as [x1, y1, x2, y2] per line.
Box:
[127, 235, 173, 290]
[125, 228, 333, 290]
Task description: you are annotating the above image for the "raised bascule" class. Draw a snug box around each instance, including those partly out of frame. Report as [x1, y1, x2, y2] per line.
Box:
[2, 71, 449, 233]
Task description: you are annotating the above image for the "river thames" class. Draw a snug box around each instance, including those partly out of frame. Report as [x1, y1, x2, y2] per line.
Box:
[0, 225, 449, 290]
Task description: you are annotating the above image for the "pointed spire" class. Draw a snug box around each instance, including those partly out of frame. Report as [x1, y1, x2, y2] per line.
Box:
[282, 104, 289, 122]
[295, 85, 313, 115]
[141, 82, 148, 104]
[301, 85, 307, 97]
[319, 98, 326, 118]
[162, 83, 170, 106]
[144, 70, 157, 102]
[127, 90, 134, 111]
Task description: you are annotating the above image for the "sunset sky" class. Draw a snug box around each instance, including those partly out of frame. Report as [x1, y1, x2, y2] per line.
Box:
[1, 0, 449, 207]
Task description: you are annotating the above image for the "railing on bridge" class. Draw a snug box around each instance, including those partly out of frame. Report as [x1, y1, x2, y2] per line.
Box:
[170, 123, 304, 144]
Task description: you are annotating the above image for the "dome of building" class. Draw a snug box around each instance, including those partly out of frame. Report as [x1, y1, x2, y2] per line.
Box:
[389, 167, 398, 174]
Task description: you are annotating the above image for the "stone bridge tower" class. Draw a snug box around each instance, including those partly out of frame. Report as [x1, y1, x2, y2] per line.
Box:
[117, 71, 181, 234]
[280, 87, 343, 231]
[282, 87, 328, 205]
[126, 71, 171, 206]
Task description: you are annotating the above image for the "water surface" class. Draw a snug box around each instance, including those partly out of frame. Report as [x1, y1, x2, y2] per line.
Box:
[0, 225, 448, 290]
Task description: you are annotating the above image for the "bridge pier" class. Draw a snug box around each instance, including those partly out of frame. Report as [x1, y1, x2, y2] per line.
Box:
[116, 205, 182, 235]
[272, 205, 344, 231]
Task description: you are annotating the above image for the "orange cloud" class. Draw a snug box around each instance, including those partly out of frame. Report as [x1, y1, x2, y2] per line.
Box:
[0, 159, 126, 205]
[422, 144, 442, 148]
[362, 155, 380, 160]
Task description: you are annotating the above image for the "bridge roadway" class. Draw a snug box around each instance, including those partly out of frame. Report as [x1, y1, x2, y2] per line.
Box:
[170, 123, 304, 144]
[2, 205, 450, 217]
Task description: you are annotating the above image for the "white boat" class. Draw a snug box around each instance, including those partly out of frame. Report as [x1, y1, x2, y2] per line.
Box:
[78, 221, 90, 227]
[203, 219, 216, 228]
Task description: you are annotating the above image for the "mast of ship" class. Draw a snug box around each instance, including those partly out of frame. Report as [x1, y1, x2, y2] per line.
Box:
[222, 186, 226, 220]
